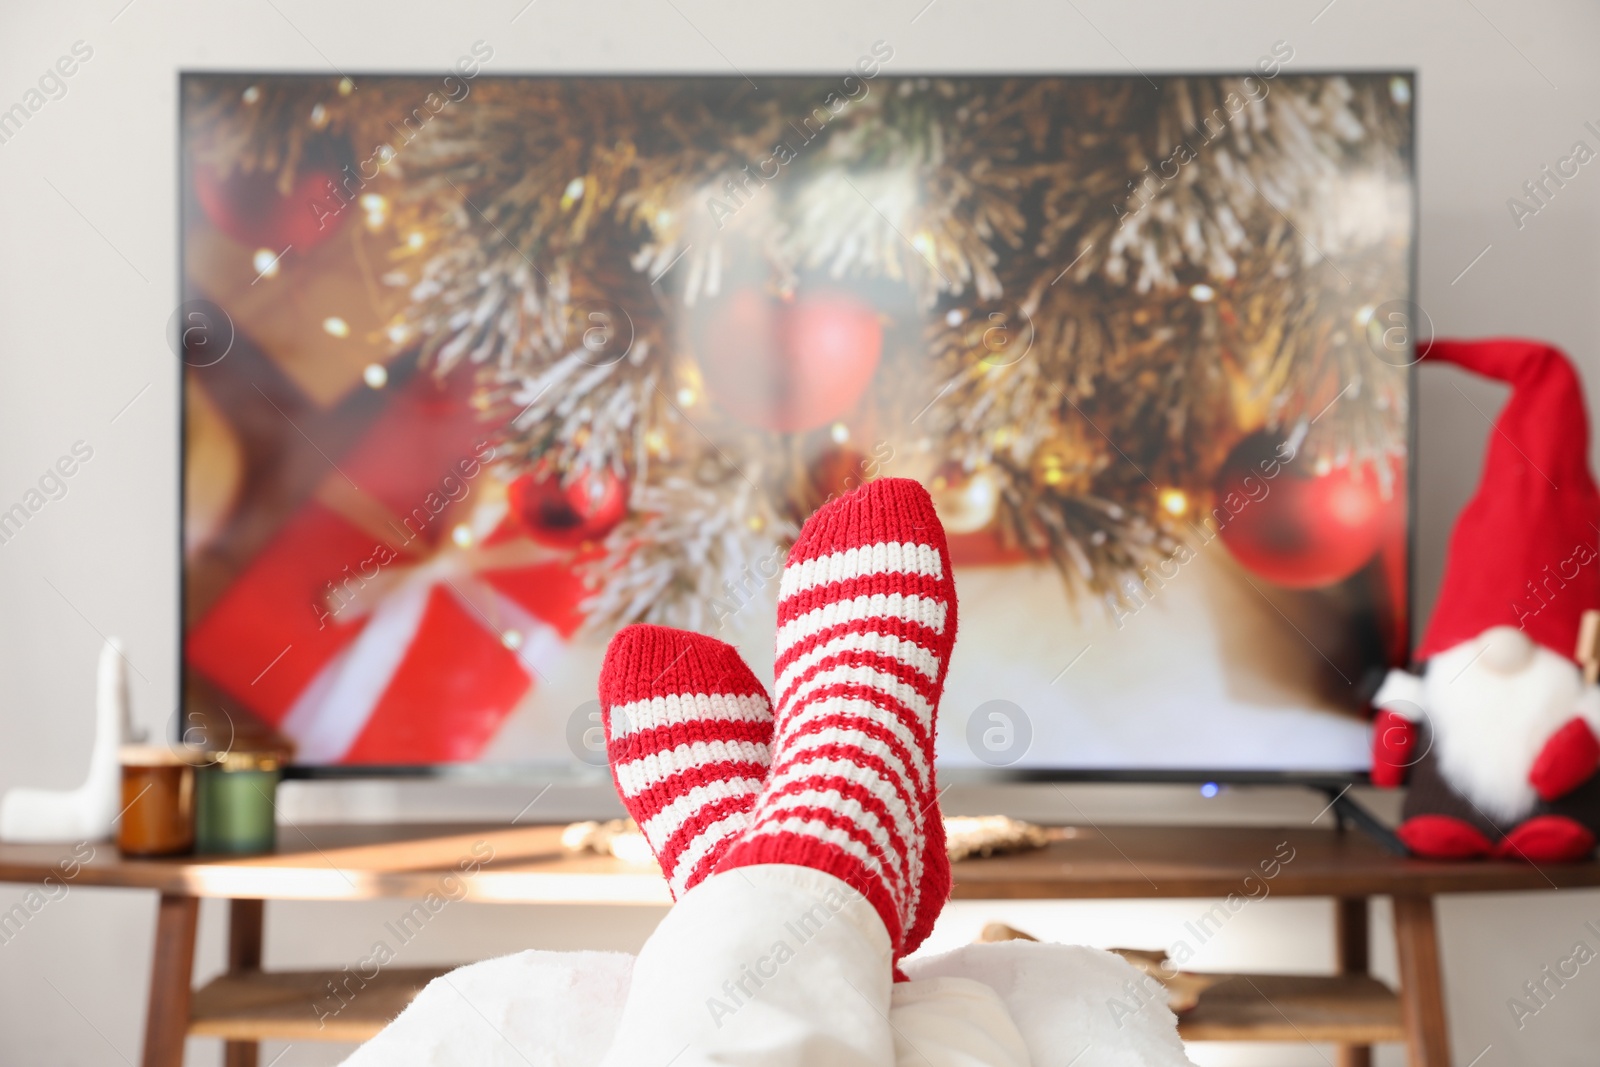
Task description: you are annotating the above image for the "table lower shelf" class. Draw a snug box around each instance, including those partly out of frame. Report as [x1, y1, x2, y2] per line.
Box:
[188, 967, 1403, 1046]
[1178, 973, 1403, 1043]
[189, 967, 454, 1043]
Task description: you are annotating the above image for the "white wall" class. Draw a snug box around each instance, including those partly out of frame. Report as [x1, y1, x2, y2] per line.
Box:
[3, 0, 1600, 1063]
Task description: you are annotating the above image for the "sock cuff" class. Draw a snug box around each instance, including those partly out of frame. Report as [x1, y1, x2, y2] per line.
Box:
[717, 832, 905, 950]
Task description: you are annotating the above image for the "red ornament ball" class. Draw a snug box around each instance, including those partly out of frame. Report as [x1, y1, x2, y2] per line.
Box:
[508, 468, 628, 549]
[1214, 432, 1392, 589]
[193, 163, 345, 252]
[695, 287, 883, 433]
[805, 446, 869, 511]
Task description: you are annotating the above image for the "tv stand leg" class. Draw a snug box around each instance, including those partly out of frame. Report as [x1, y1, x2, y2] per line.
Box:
[224, 899, 264, 1067]
[1319, 786, 1408, 856]
[142, 893, 199, 1067]
[1395, 894, 1452, 1067]
[1335, 896, 1372, 1067]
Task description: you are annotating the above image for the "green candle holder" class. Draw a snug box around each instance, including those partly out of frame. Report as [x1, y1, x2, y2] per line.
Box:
[195, 750, 283, 855]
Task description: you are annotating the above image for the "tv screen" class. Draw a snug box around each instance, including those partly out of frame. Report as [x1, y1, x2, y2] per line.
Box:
[179, 62, 1416, 778]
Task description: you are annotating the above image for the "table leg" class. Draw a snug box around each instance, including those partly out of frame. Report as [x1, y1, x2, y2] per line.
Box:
[224, 900, 264, 1067]
[1335, 896, 1372, 1067]
[1394, 894, 1452, 1067]
[142, 893, 200, 1067]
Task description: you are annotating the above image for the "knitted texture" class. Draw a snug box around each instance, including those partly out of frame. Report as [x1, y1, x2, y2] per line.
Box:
[599, 625, 774, 897]
[715, 477, 957, 960]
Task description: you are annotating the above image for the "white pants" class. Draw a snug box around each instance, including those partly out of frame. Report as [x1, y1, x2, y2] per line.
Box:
[599, 864, 1032, 1067]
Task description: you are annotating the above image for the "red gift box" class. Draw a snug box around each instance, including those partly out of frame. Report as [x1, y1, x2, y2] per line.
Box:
[187, 372, 589, 764]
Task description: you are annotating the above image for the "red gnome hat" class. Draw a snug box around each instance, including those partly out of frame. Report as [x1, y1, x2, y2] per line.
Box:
[1417, 338, 1600, 663]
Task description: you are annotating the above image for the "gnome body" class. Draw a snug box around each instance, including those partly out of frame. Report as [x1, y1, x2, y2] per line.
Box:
[1371, 339, 1600, 862]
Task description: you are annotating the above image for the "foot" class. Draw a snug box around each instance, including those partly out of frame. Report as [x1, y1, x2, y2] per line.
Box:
[1396, 814, 1493, 859]
[1494, 815, 1597, 863]
[599, 624, 774, 897]
[717, 477, 958, 960]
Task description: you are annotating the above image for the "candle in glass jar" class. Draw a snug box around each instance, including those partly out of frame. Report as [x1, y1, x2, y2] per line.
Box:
[117, 746, 196, 857]
[195, 750, 282, 854]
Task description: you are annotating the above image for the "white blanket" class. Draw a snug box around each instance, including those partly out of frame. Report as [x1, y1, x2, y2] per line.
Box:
[343, 945, 1195, 1067]
[343, 866, 1193, 1067]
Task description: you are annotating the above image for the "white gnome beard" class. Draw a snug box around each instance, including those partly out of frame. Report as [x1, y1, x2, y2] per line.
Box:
[1423, 634, 1588, 825]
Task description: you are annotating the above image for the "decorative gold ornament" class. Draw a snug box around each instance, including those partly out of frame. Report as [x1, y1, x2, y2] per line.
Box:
[929, 462, 1000, 534]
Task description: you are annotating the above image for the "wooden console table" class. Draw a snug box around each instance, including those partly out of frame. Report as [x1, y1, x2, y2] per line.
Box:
[5, 822, 1598, 1067]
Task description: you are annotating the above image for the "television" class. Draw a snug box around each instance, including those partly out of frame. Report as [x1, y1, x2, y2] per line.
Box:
[178, 56, 1417, 780]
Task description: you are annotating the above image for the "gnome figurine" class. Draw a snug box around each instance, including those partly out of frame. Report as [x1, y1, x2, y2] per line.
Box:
[1372, 338, 1600, 862]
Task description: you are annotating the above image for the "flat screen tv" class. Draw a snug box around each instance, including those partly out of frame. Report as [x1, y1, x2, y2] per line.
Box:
[178, 58, 1417, 780]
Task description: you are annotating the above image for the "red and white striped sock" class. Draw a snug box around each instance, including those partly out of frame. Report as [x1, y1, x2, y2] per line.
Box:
[714, 477, 957, 960]
[599, 625, 774, 898]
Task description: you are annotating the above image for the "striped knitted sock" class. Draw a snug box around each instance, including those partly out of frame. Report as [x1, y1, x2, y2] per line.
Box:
[714, 477, 957, 960]
[599, 625, 774, 898]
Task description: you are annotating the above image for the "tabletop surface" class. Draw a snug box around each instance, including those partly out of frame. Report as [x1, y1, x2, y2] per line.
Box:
[5, 822, 1599, 902]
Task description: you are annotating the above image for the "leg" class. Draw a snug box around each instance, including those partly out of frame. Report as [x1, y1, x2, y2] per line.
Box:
[224, 899, 264, 1067]
[1335, 897, 1372, 1067]
[599, 864, 898, 1067]
[1399, 748, 1496, 858]
[1506, 767, 1600, 861]
[142, 893, 200, 1067]
[598, 480, 964, 1065]
[1393, 895, 1451, 1067]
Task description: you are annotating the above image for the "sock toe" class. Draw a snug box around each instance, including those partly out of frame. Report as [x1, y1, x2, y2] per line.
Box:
[787, 477, 949, 567]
